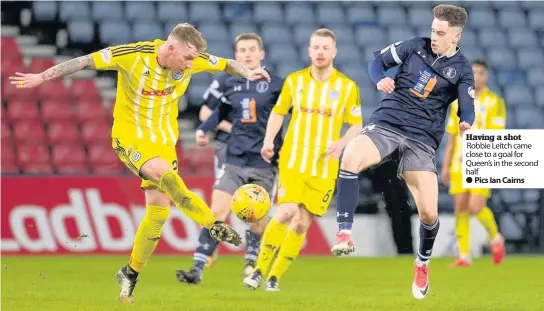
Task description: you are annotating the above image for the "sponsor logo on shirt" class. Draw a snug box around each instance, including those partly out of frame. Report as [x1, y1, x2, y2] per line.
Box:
[100, 48, 111, 64]
[141, 86, 175, 96]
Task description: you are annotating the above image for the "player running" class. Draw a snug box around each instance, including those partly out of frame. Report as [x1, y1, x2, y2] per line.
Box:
[176, 33, 284, 284]
[9, 23, 271, 303]
[330, 5, 475, 300]
[244, 28, 363, 291]
[441, 59, 506, 267]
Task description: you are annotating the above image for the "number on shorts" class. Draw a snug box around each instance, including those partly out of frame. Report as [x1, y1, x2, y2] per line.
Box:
[241, 97, 257, 123]
[322, 190, 332, 203]
[172, 160, 178, 171]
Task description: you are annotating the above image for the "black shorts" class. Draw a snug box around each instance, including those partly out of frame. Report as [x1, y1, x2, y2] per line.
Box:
[362, 123, 437, 176]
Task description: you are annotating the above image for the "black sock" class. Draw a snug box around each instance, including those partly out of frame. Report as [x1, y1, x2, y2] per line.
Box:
[245, 229, 261, 263]
[418, 218, 440, 263]
[193, 228, 219, 270]
[125, 265, 139, 280]
[336, 170, 359, 231]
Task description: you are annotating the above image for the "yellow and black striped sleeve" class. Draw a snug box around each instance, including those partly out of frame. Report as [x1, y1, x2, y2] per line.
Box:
[90, 42, 155, 71]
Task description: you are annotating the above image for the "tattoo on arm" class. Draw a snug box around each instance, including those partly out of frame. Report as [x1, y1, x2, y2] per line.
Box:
[41, 55, 96, 81]
[225, 59, 251, 79]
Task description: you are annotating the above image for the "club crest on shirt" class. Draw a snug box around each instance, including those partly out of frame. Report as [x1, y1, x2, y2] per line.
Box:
[329, 89, 339, 100]
[172, 71, 184, 80]
[443, 67, 457, 79]
[256, 81, 269, 93]
[132, 152, 141, 162]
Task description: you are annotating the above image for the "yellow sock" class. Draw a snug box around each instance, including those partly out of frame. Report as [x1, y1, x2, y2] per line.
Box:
[158, 170, 217, 228]
[255, 217, 288, 275]
[269, 229, 306, 280]
[455, 211, 470, 257]
[129, 205, 170, 272]
[476, 206, 499, 240]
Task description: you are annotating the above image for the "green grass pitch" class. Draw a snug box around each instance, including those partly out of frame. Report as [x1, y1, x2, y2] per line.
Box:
[2, 255, 543, 311]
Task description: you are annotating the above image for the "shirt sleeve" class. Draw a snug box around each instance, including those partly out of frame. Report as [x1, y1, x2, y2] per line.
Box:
[202, 75, 226, 109]
[373, 38, 417, 70]
[90, 44, 139, 71]
[487, 97, 506, 130]
[191, 52, 227, 75]
[446, 101, 459, 135]
[343, 82, 363, 125]
[272, 76, 293, 115]
[456, 68, 476, 125]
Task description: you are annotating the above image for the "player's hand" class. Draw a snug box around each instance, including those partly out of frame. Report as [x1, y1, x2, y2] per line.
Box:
[327, 141, 344, 160]
[260, 142, 275, 163]
[195, 130, 209, 146]
[459, 122, 472, 136]
[248, 68, 271, 82]
[376, 77, 395, 94]
[9, 72, 44, 89]
[440, 168, 450, 186]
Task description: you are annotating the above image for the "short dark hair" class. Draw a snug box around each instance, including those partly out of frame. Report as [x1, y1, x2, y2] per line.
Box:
[433, 4, 468, 28]
[472, 59, 488, 70]
[234, 33, 264, 51]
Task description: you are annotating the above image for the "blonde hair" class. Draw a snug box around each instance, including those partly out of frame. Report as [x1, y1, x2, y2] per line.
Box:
[311, 28, 337, 42]
[169, 23, 207, 52]
[234, 33, 264, 50]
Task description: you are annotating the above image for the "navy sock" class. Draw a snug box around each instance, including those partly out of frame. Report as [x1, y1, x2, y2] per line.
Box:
[193, 228, 219, 270]
[418, 218, 440, 263]
[245, 229, 261, 262]
[336, 170, 360, 231]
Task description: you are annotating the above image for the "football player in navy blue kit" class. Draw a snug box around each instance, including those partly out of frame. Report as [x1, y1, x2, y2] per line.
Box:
[176, 33, 284, 284]
[331, 5, 475, 300]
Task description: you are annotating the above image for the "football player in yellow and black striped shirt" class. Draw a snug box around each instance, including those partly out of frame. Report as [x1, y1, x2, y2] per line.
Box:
[9, 23, 270, 303]
[243, 28, 363, 291]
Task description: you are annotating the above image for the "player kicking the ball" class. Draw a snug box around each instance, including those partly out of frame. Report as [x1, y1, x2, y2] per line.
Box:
[244, 28, 363, 291]
[331, 5, 475, 300]
[441, 59, 506, 267]
[176, 33, 284, 284]
[9, 23, 272, 303]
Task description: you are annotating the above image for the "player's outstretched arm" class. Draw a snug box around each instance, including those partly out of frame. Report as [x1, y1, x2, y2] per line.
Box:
[225, 59, 270, 82]
[200, 105, 232, 133]
[9, 55, 95, 89]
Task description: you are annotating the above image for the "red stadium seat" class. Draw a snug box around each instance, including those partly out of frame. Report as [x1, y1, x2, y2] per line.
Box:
[12, 121, 46, 143]
[6, 100, 40, 122]
[187, 145, 215, 168]
[36, 79, 70, 101]
[46, 121, 81, 144]
[22, 163, 54, 174]
[1, 37, 21, 60]
[70, 79, 101, 101]
[87, 143, 125, 173]
[1, 121, 12, 142]
[56, 163, 89, 174]
[51, 144, 87, 165]
[1, 161, 19, 174]
[41, 100, 74, 122]
[1, 145, 16, 163]
[2, 79, 36, 101]
[81, 121, 111, 143]
[1, 57, 25, 80]
[29, 58, 55, 73]
[75, 100, 109, 122]
[16, 144, 50, 166]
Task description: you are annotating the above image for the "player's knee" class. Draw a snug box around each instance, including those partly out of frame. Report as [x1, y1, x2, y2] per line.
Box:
[340, 143, 361, 172]
[141, 157, 172, 183]
[250, 218, 268, 235]
[275, 203, 298, 225]
[419, 208, 438, 224]
[210, 190, 232, 220]
[467, 202, 484, 215]
[145, 189, 171, 207]
[290, 218, 310, 235]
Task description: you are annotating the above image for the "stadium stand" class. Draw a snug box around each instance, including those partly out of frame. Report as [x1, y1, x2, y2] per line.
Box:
[1, 1, 543, 249]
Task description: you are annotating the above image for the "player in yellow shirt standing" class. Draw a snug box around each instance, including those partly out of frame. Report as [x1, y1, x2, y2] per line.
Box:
[9, 23, 271, 303]
[441, 59, 506, 267]
[243, 29, 363, 291]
